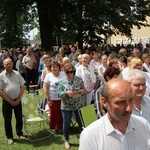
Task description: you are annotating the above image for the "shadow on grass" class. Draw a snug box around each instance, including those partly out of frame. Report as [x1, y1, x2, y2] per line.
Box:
[13, 130, 64, 148]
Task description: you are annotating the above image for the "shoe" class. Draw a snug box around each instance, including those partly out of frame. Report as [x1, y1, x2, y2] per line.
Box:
[65, 141, 70, 149]
[19, 135, 26, 140]
[8, 139, 14, 145]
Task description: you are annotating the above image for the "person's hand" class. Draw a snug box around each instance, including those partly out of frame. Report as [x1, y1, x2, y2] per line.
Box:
[47, 100, 53, 106]
[28, 66, 33, 70]
[79, 89, 84, 95]
[47, 97, 53, 106]
[94, 70, 98, 75]
[86, 88, 93, 93]
[66, 90, 73, 97]
[15, 98, 21, 106]
[9, 100, 18, 106]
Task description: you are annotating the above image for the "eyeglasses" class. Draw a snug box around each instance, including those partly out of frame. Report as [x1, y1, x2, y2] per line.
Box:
[66, 70, 74, 74]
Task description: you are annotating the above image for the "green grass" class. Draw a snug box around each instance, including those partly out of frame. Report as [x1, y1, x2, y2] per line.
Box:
[0, 99, 79, 150]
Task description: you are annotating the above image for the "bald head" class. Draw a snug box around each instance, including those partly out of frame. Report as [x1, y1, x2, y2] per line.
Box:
[102, 78, 132, 102]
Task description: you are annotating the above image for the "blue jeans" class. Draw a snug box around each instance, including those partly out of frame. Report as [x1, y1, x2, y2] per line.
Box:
[62, 110, 82, 142]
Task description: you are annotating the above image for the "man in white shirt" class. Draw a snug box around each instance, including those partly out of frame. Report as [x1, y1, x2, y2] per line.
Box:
[79, 78, 150, 150]
[22, 48, 36, 92]
[124, 69, 150, 123]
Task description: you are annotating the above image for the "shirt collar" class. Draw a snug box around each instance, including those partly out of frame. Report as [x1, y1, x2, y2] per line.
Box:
[104, 113, 135, 135]
[141, 95, 147, 105]
[4, 69, 15, 76]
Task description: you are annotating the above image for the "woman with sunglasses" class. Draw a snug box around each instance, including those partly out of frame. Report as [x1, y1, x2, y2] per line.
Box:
[57, 62, 85, 149]
[43, 61, 65, 133]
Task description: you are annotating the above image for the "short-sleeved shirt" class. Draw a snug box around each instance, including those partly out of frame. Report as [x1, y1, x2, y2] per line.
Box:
[44, 71, 65, 100]
[0, 70, 25, 100]
[22, 54, 36, 67]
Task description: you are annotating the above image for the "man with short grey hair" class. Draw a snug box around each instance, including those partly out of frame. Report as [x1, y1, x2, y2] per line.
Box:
[123, 69, 150, 123]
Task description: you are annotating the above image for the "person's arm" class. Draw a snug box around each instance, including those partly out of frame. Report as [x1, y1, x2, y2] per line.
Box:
[15, 60, 19, 71]
[38, 63, 44, 73]
[0, 89, 16, 106]
[57, 81, 68, 99]
[43, 82, 52, 105]
[79, 77, 86, 95]
[14, 85, 24, 105]
[41, 69, 46, 83]
[87, 66, 95, 92]
[17, 85, 24, 101]
[98, 67, 106, 84]
[22, 56, 30, 69]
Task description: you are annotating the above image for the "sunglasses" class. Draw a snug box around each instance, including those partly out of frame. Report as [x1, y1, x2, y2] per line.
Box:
[66, 70, 74, 74]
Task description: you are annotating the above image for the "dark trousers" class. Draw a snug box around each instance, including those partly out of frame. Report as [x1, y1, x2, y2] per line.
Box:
[2, 100, 23, 139]
[25, 68, 36, 92]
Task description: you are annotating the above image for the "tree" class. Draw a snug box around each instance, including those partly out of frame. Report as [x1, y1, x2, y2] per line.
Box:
[77, 0, 150, 48]
[0, 0, 150, 50]
[0, 0, 38, 48]
[53, 0, 150, 49]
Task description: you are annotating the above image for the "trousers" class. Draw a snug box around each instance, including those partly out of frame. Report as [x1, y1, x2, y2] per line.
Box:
[2, 100, 23, 139]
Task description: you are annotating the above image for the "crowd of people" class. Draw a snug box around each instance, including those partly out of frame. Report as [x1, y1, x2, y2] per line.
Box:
[0, 43, 150, 149]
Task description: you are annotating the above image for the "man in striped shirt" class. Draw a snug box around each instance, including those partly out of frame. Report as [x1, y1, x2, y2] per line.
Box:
[79, 78, 150, 150]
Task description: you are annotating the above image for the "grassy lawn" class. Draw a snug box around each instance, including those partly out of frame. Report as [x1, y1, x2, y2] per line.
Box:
[0, 99, 79, 150]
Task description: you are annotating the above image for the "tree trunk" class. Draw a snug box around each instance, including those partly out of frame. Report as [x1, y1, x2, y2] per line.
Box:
[36, 0, 53, 51]
[77, 0, 83, 51]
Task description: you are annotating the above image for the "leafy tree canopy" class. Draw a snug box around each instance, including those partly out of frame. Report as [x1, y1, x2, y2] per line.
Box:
[0, 0, 149, 49]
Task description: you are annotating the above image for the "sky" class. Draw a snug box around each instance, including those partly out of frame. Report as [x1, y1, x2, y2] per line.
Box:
[28, 28, 38, 40]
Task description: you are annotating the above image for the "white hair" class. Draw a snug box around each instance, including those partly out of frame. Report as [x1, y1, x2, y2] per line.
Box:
[123, 69, 146, 83]
[63, 57, 70, 63]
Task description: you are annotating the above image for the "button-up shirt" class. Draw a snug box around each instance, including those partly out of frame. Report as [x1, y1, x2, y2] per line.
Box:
[0, 70, 25, 100]
[79, 114, 150, 150]
[132, 95, 150, 123]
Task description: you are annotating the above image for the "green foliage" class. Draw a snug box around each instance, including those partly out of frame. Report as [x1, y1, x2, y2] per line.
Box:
[79, 0, 150, 45]
[0, 0, 149, 49]
[51, 0, 150, 48]
[0, 0, 38, 48]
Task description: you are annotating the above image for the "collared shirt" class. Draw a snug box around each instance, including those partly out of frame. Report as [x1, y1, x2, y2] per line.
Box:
[132, 95, 150, 123]
[79, 114, 150, 150]
[0, 70, 25, 100]
[143, 63, 150, 73]
[22, 54, 36, 67]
